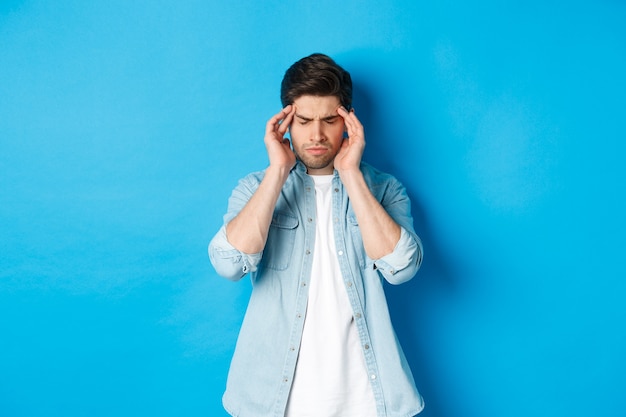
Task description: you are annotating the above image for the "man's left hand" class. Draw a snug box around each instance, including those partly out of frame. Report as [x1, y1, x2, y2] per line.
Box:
[334, 106, 365, 173]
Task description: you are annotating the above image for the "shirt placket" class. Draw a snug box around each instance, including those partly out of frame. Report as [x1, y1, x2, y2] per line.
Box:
[331, 177, 387, 417]
[275, 173, 317, 416]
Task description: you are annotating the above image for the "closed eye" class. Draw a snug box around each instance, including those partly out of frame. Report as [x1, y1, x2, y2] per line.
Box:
[295, 115, 339, 125]
[296, 115, 312, 125]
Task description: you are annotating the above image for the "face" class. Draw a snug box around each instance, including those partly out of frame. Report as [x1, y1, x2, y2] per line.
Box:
[289, 95, 345, 175]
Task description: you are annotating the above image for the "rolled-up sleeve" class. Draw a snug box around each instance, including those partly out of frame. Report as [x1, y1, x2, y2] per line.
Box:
[373, 227, 423, 285]
[208, 172, 265, 281]
[208, 225, 263, 281]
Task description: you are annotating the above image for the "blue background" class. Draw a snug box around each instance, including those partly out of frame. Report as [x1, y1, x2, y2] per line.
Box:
[1, 1, 625, 416]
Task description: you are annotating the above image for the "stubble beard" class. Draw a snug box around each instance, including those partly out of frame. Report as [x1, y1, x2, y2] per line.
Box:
[294, 147, 339, 172]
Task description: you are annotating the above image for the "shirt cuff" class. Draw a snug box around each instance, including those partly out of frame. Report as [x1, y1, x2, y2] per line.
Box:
[373, 227, 422, 281]
[209, 225, 263, 279]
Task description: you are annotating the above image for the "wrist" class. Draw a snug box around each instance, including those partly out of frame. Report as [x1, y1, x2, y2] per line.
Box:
[337, 165, 364, 183]
[266, 164, 292, 183]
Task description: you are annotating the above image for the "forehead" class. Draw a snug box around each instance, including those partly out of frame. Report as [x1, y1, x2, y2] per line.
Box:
[293, 95, 341, 117]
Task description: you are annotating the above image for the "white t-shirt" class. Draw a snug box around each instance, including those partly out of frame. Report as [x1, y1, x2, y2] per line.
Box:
[285, 175, 377, 417]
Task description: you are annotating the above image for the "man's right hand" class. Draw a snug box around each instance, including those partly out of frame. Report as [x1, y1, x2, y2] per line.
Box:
[265, 105, 296, 171]
[226, 105, 297, 254]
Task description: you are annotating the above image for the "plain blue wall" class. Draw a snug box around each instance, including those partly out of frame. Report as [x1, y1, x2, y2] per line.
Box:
[1, 1, 625, 416]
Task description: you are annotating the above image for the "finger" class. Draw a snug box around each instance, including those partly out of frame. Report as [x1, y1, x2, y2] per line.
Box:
[337, 105, 350, 120]
[277, 105, 295, 136]
[266, 105, 293, 135]
[337, 106, 352, 132]
[339, 108, 363, 136]
[337, 106, 360, 128]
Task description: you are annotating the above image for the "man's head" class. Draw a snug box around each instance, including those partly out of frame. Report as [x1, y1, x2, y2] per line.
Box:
[280, 54, 354, 175]
[280, 53, 352, 110]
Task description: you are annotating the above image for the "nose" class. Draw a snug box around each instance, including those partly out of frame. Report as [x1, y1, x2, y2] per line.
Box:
[311, 120, 326, 142]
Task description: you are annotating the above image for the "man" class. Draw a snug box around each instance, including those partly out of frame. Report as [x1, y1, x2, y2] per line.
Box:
[209, 53, 424, 417]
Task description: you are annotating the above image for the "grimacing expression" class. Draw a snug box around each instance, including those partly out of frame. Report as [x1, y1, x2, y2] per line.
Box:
[289, 95, 345, 175]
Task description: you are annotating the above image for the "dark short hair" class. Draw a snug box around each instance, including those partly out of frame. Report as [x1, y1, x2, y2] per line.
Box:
[280, 53, 352, 110]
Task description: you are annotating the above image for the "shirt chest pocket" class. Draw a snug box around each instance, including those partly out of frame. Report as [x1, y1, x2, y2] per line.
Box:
[262, 211, 299, 271]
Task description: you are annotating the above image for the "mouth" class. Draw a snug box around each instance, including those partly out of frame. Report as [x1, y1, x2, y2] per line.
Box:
[305, 146, 329, 156]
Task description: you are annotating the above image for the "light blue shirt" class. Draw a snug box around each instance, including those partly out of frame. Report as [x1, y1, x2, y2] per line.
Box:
[209, 161, 424, 417]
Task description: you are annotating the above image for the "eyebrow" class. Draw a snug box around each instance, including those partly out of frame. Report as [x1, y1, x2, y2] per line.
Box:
[295, 113, 340, 122]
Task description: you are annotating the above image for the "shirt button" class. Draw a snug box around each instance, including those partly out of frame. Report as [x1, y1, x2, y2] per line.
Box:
[364, 344, 370, 350]
[305, 249, 311, 255]
[346, 282, 352, 287]
[308, 218, 313, 222]
[301, 282, 307, 287]
[370, 374, 377, 380]
[355, 313, 362, 318]
[338, 250, 344, 256]
[334, 188, 339, 193]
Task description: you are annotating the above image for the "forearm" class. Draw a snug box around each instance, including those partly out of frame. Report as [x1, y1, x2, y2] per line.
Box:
[226, 166, 290, 253]
[339, 168, 401, 259]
